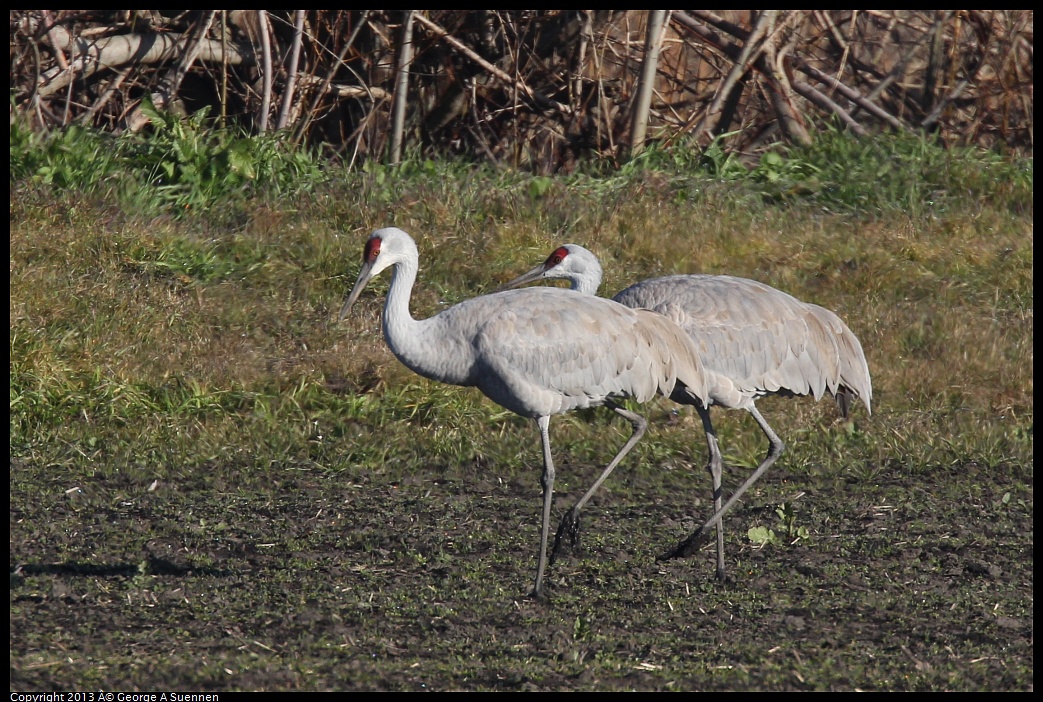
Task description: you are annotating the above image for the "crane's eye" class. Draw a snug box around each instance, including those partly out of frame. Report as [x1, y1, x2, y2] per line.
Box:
[548, 247, 569, 266]
[364, 237, 381, 262]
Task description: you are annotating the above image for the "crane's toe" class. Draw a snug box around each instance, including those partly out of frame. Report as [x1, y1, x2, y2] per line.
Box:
[656, 527, 714, 561]
[528, 580, 556, 600]
[550, 508, 582, 563]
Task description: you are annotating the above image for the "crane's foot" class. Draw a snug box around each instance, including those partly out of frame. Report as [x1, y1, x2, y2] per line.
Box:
[549, 508, 581, 564]
[656, 527, 713, 561]
[527, 586, 548, 600]
[527, 579, 556, 600]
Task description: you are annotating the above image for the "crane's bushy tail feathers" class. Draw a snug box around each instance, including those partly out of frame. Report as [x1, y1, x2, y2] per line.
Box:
[632, 308, 710, 406]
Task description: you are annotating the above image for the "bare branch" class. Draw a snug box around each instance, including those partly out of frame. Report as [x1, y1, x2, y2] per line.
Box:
[413, 12, 572, 116]
[256, 11, 274, 133]
[291, 10, 373, 145]
[689, 10, 776, 143]
[629, 10, 668, 157]
[10, 11, 1032, 164]
[390, 11, 416, 164]
[790, 79, 868, 136]
[37, 29, 251, 99]
[761, 14, 812, 145]
[276, 10, 307, 131]
[791, 58, 905, 130]
[123, 11, 219, 133]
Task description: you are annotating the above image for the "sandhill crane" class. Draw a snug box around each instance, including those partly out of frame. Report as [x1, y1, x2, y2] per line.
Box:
[500, 244, 872, 580]
[338, 228, 711, 598]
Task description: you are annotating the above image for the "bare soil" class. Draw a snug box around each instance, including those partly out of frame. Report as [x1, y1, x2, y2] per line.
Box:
[10, 456, 1033, 691]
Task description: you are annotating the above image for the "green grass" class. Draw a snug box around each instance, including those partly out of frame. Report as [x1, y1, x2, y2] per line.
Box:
[10, 127, 1033, 690]
[10, 98, 330, 217]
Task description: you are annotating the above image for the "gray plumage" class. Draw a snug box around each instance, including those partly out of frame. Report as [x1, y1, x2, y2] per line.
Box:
[500, 244, 872, 578]
[338, 228, 710, 597]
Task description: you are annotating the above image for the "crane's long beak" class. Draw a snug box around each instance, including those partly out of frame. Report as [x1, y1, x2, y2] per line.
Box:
[338, 260, 376, 322]
[495, 262, 549, 293]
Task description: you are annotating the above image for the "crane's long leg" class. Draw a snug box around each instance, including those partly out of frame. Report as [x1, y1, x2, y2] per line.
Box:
[695, 404, 727, 580]
[531, 415, 556, 599]
[550, 401, 646, 562]
[658, 404, 785, 563]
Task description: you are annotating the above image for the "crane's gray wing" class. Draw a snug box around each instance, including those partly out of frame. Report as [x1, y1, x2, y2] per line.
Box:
[614, 275, 870, 412]
[463, 288, 706, 418]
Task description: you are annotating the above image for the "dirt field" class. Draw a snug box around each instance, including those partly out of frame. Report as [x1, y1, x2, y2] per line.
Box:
[10, 451, 1033, 691]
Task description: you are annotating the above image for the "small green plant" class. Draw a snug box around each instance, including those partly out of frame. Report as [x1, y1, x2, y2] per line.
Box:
[572, 615, 591, 641]
[10, 120, 122, 190]
[748, 125, 1033, 214]
[775, 502, 810, 543]
[747, 525, 781, 548]
[11, 95, 329, 216]
[748, 503, 810, 548]
[125, 97, 327, 212]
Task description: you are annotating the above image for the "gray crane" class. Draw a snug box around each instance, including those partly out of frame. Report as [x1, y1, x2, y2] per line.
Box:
[338, 228, 712, 598]
[500, 244, 872, 580]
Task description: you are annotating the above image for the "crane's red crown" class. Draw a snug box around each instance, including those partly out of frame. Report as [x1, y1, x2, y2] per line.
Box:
[364, 236, 382, 262]
[546, 246, 570, 267]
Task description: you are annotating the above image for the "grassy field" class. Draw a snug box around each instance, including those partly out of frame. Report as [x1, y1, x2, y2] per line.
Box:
[10, 130, 1033, 690]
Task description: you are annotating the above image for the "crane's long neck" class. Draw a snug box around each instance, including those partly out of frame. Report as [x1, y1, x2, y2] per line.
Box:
[572, 272, 601, 296]
[562, 255, 601, 295]
[380, 258, 472, 385]
[381, 257, 423, 358]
